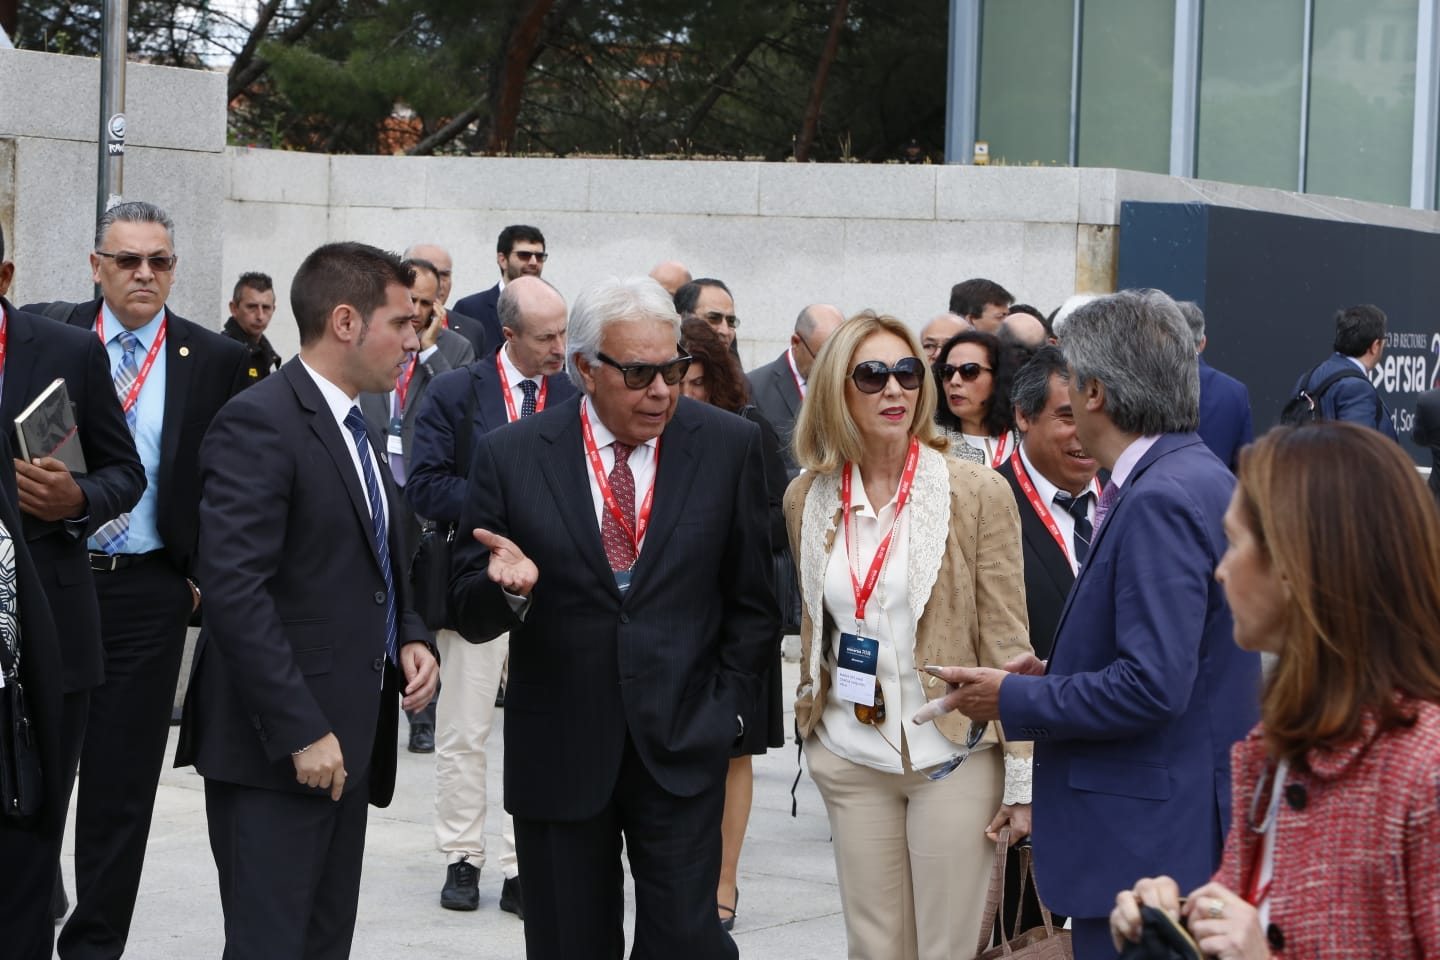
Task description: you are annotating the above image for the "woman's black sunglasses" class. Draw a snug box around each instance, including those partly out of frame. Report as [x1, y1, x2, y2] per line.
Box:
[851, 357, 925, 394]
[936, 361, 993, 383]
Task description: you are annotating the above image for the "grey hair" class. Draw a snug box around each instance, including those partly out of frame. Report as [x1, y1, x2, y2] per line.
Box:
[95, 200, 175, 250]
[1177, 301, 1205, 348]
[1060, 289, 1199, 435]
[1010, 345, 1070, 422]
[498, 276, 563, 336]
[567, 276, 681, 391]
[1050, 293, 1099, 338]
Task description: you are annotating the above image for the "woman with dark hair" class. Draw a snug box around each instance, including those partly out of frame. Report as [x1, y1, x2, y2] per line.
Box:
[1111, 422, 1440, 959]
[933, 329, 1017, 467]
[677, 317, 787, 933]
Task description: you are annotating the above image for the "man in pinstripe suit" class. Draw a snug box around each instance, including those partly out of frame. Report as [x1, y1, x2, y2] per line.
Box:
[449, 275, 778, 959]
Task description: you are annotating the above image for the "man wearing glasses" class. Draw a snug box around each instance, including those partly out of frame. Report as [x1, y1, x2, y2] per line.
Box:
[454, 225, 548, 357]
[28, 200, 249, 959]
[747, 302, 844, 479]
[449, 276, 777, 960]
[673, 278, 740, 351]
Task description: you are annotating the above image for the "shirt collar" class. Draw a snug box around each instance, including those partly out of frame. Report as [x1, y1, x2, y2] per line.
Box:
[581, 395, 658, 454]
[787, 347, 806, 389]
[499, 341, 537, 386]
[1108, 435, 1162, 491]
[1018, 439, 1100, 503]
[1345, 354, 1368, 374]
[101, 301, 166, 350]
[299, 356, 360, 423]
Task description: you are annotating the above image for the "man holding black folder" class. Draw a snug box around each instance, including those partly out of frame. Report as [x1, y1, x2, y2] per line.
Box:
[24, 200, 248, 959]
[0, 222, 145, 947]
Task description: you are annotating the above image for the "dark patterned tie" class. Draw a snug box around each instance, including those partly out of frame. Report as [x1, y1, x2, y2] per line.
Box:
[93, 332, 143, 552]
[344, 407, 398, 664]
[1053, 491, 1093, 565]
[601, 442, 637, 572]
[519, 379, 539, 418]
[1093, 483, 1119, 535]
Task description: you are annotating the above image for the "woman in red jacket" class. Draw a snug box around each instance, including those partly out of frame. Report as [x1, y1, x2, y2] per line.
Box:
[1110, 421, 1440, 959]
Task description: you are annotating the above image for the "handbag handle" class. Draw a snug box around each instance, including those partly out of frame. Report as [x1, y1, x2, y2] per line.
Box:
[974, 828, 1061, 956]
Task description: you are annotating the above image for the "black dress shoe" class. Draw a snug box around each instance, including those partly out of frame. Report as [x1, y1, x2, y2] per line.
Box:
[408, 722, 435, 754]
[440, 857, 480, 911]
[494, 682, 505, 708]
[499, 875, 524, 920]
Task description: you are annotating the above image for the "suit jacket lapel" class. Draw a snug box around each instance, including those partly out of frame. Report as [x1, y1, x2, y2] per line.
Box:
[1020, 507, 1076, 598]
[286, 362, 382, 570]
[158, 311, 191, 485]
[771, 357, 801, 420]
[536, 398, 616, 593]
[626, 405, 702, 597]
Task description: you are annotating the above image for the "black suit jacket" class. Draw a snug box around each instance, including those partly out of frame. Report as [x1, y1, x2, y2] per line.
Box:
[746, 350, 802, 479]
[2, 299, 146, 691]
[996, 459, 1075, 661]
[452, 284, 502, 356]
[40, 298, 249, 578]
[449, 395, 777, 820]
[177, 360, 432, 806]
[406, 350, 578, 523]
[444, 309, 488, 358]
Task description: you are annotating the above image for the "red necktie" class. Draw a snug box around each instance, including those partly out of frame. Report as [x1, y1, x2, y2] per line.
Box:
[601, 442, 637, 571]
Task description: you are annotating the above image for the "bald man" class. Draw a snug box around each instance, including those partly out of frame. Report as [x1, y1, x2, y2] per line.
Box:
[1000, 309, 1050, 353]
[747, 303, 845, 478]
[920, 312, 971, 364]
[649, 260, 692, 296]
[405, 243, 487, 355]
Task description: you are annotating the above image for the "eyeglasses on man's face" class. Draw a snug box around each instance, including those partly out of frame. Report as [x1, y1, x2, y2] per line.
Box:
[93, 251, 177, 273]
[596, 352, 693, 390]
[511, 250, 548, 263]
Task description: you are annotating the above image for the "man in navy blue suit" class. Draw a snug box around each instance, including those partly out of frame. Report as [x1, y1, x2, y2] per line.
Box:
[1291, 304, 1398, 439]
[406, 275, 576, 917]
[922, 290, 1262, 960]
[452, 225, 547, 356]
[1177, 301, 1253, 471]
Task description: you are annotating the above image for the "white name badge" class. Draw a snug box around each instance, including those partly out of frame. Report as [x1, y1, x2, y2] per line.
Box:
[386, 433, 404, 455]
[834, 633, 879, 705]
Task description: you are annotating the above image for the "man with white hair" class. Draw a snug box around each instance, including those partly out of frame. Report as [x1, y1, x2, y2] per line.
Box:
[449, 276, 777, 959]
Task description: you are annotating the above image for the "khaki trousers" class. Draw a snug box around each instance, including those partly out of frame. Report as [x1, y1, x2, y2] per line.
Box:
[434, 629, 517, 877]
[804, 735, 1001, 960]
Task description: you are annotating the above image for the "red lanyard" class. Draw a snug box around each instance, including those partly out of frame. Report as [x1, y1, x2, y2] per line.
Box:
[786, 348, 805, 398]
[0, 307, 8, 374]
[497, 351, 547, 423]
[1009, 450, 1102, 564]
[95, 308, 167, 414]
[580, 403, 659, 558]
[841, 438, 920, 623]
[396, 355, 418, 413]
[989, 432, 1011, 468]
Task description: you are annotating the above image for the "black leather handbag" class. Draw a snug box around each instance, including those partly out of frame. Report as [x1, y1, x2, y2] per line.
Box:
[0, 638, 42, 822]
[408, 374, 479, 633]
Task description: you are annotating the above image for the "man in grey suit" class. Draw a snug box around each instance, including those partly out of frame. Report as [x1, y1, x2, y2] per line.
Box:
[360, 256, 473, 752]
[745, 303, 844, 477]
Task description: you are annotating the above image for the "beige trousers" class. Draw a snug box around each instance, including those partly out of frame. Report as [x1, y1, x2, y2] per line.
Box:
[433, 629, 517, 877]
[804, 735, 1002, 960]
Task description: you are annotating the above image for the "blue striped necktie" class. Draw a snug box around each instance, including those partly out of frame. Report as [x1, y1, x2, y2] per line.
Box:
[92, 332, 143, 553]
[344, 407, 398, 664]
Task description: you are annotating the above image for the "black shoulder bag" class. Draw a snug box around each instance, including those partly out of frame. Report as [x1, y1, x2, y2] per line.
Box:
[410, 375, 480, 631]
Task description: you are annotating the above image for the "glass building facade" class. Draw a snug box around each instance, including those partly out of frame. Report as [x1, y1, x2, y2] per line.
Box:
[950, 0, 1440, 209]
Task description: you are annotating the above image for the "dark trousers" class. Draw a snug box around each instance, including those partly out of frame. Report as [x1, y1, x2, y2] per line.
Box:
[0, 689, 88, 960]
[59, 557, 192, 960]
[204, 776, 370, 960]
[514, 735, 735, 960]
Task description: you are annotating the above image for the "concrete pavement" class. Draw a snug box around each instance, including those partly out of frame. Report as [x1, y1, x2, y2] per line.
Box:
[55, 659, 849, 958]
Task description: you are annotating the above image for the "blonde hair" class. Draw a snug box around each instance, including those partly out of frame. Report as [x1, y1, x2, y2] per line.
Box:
[792, 310, 946, 474]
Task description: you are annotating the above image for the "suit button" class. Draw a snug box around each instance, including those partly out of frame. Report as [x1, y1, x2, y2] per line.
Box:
[1285, 783, 1308, 810]
[250, 715, 262, 730]
[372, 657, 384, 672]
[619, 612, 630, 624]
[374, 591, 386, 604]
[1266, 923, 1285, 951]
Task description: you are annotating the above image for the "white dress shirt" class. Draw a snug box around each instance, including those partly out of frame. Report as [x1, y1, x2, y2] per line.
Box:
[1017, 443, 1100, 576]
[581, 396, 658, 554]
[786, 347, 807, 399]
[814, 463, 966, 775]
[300, 358, 390, 528]
[499, 342, 540, 422]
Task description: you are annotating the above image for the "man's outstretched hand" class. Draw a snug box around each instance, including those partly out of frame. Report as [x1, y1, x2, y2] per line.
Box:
[472, 528, 538, 597]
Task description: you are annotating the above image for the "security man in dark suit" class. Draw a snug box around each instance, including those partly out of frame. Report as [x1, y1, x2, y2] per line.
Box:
[177, 242, 439, 958]
[449, 276, 776, 959]
[453, 225, 547, 355]
[31, 200, 249, 960]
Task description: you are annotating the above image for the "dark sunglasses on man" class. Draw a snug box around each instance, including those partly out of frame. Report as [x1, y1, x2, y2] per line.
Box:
[851, 357, 925, 394]
[93, 251, 178, 273]
[512, 250, 548, 263]
[597, 351, 693, 390]
[936, 361, 992, 383]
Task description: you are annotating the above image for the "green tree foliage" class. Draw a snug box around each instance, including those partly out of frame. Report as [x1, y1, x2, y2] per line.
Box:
[16, 0, 948, 162]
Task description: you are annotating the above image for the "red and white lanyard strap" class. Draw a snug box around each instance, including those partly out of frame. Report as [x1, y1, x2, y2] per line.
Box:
[989, 431, 1011, 468]
[395, 355, 419, 414]
[497, 351, 547, 423]
[841, 437, 920, 623]
[1008, 449, 1104, 564]
[580, 403, 659, 557]
[0, 307, 8, 374]
[95, 307, 167, 414]
[787, 348, 805, 398]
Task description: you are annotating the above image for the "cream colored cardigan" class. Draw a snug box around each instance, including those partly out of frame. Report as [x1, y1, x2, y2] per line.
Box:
[784, 444, 1034, 796]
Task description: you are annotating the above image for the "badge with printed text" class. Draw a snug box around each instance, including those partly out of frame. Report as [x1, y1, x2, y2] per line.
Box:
[835, 633, 879, 705]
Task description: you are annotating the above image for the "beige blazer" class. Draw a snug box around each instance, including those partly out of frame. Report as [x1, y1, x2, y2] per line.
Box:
[784, 445, 1033, 764]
